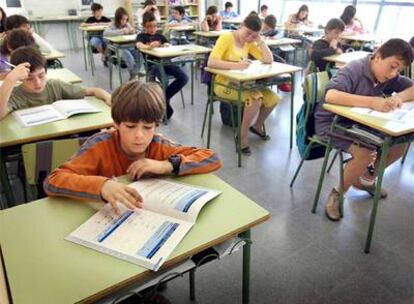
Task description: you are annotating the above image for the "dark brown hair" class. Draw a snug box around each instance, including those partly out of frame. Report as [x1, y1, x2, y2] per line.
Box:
[264, 14, 277, 29]
[260, 5, 268, 12]
[111, 80, 166, 124]
[91, 3, 103, 12]
[2, 28, 35, 55]
[142, 11, 156, 25]
[206, 5, 218, 15]
[325, 18, 345, 33]
[5, 14, 29, 31]
[376, 38, 414, 66]
[0, 7, 7, 33]
[243, 13, 262, 32]
[10, 46, 46, 72]
[114, 7, 129, 28]
[295, 5, 309, 21]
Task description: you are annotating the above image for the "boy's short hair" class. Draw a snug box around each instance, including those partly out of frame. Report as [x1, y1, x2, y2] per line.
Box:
[4, 29, 35, 54]
[376, 38, 414, 66]
[10, 46, 46, 72]
[142, 11, 156, 25]
[261, 4, 268, 12]
[409, 36, 414, 48]
[264, 14, 277, 29]
[225, 2, 233, 9]
[243, 13, 262, 32]
[143, 0, 156, 7]
[325, 18, 345, 33]
[172, 6, 185, 16]
[5, 15, 29, 31]
[111, 81, 166, 124]
[91, 3, 103, 12]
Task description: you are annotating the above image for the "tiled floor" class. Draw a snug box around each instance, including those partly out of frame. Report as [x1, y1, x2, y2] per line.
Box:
[6, 50, 414, 303]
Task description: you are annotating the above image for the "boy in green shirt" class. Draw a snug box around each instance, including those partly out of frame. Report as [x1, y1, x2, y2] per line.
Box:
[0, 46, 111, 119]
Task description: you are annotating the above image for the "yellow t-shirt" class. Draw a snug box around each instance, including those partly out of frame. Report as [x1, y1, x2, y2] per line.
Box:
[209, 32, 263, 85]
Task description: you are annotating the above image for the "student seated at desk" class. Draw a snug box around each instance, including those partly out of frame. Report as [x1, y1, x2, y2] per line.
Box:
[136, 12, 188, 120]
[220, 2, 239, 20]
[311, 18, 345, 72]
[340, 5, 365, 35]
[44, 80, 222, 214]
[136, 0, 161, 26]
[285, 4, 313, 28]
[208, 14, 280, 155]
[104, 7, 139, 80]
[409, 36, 414, 48]
[314, 39, 414, 221]
[167, 6, 193, 45]
[81, 3, 111, 67]
[0, 46, 111, 120]
[259, 5, 268, 20]
[262, 14, 278, 38]
[0, 29, 35, 77]
[200, 6, 222, 32]
[4, 15, 55, 54]
[0, 7, 6, 38]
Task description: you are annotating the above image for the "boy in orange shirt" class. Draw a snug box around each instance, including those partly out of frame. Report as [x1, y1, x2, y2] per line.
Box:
[44, 80, 222, 214]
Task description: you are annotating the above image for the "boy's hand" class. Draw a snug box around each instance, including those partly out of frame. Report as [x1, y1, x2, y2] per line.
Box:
[127, 159, 173, 180]
[371, 97, 394, 112]
[6, 63, 30, 83]
[149, 41, 161, 48]
[387, 95, 403, 109]
[100, 180, 143, 215]
[330, 39, 339, 49]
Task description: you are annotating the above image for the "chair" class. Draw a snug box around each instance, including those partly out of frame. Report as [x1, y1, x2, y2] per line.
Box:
[22, 137, 88, 200]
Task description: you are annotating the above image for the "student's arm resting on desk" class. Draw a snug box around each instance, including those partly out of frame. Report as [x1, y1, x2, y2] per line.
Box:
[85, 87, 111, 105]
[130, 134, 222, 179]
[310, 40, 338, 62]
[0, 63, 30, 119]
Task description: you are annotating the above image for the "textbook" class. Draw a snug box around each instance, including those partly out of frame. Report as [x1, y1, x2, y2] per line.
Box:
[351, 102, 414, 123]
[12, 99, 101, 127]
[66, 178, 221, 271]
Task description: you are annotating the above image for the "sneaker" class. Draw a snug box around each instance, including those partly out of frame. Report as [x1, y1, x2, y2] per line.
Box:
[325, 188, 341, 221]
[355, 183, 388, 198]
[278, 83, 292, 92]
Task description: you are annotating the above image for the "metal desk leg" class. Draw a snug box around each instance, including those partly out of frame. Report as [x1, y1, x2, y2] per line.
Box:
[364, 137, 391, 253]
[241, 229, 251, 304]
[82, 32, 88, 71]
[191, 61, 194, 105]
[158, 61, 168, 122]
[206, 76, 215, 148]
[0, 149, 15, 206]
[237, 85, 242, 168]
[116, 46, 122, 85]
[65, 21, 73, 51]
[289, 72, 295, 149]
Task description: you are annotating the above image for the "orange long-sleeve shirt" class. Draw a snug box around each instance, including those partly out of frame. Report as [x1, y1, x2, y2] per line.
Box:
[44, 130, 222, 202]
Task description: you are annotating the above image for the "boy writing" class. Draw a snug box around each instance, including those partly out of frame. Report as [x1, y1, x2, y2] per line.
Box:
[44, 80, 222, 214]
[0, 46, 111, 119]
[136, 12, 188, 119]
[315, 38, 414, 221]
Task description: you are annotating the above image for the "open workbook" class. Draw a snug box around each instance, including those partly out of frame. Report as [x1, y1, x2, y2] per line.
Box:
[12, 99, 101, 127]
[351, 102, 414, 123]
[66, 179, 221, 271]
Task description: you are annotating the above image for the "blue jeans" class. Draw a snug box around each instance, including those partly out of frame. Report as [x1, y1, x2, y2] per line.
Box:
[90, 36, 106, 50]
[151, 64, 189, 103]
[121, 47, 139, 72]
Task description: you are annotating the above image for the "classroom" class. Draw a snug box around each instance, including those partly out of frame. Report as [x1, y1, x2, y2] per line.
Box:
[0, 0, 413, 303]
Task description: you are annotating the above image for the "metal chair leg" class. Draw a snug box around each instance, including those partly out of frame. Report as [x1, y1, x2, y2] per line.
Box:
[290, 141, 314, 187]
[312, 141, 333, 213]
[327, 150, 339, 173]
[180, 90, 185, 108]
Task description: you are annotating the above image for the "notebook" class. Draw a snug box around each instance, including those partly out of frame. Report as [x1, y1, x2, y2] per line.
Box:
[66, 178, 221, 271]
[351, 102, 414, 123]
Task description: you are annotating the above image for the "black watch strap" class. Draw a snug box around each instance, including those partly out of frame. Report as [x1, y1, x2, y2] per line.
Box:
[168, 155, 181, 175]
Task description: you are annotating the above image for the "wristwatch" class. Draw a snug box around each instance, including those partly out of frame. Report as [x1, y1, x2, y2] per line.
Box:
[168, 155, 181, 175]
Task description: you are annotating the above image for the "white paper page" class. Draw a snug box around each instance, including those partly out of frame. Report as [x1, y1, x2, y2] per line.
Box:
[129, 179, 221, 223]
[351, 102, 414, 123]
[66, 204, 193, 271]
[53, 99, 101, 118]
[152, 45, 194, 53]
[231, 60, 274, 74]
[12, 105, 64, 127]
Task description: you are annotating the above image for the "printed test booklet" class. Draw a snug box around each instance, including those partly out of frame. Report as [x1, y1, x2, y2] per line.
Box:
[12, 99, 101, 127]
[66, 178, 221, 271]
[351, 102, 414, 123]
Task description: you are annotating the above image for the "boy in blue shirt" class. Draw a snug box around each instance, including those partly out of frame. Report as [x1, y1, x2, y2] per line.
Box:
[136, 12, 188, 119]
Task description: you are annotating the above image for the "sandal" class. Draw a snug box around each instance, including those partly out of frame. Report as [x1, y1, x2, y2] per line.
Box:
[241, 146, 251, 155]
[249, 126, 271, 141]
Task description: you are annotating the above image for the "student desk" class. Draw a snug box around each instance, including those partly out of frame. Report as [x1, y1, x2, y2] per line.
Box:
[265, 37, 303, 65]
[139, 44, 212, 118]
[0, 174, 270, 304]
[104, 34, 138, 89]
[29, 15, 84, 50]
[340, 33, 378, 50]
[42, 50, 66, 69]
[323, 51, 371, 68]
[47, 68, 83, 84]
[80, 25, 109, 75]
[0, 98, 112, 207]
[205, 62, 302, 167]
[323, 102, 414, 253]
[193, 30, 233, 46]
[222, 18, 243, 29]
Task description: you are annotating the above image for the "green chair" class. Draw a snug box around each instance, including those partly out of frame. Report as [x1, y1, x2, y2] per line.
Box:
[22, 137, 88, 200]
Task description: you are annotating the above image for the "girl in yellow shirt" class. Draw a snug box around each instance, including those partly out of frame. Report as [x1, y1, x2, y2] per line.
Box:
[208, 14, 280, 155]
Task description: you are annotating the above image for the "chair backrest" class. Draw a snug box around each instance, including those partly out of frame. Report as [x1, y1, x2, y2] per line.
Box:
[22, 137, 88, 191]
[303, 70, 330, 107]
